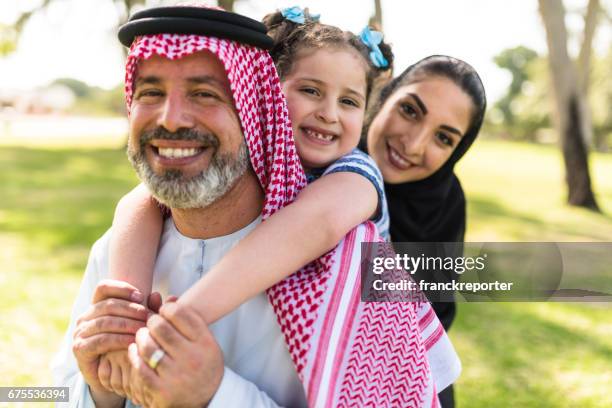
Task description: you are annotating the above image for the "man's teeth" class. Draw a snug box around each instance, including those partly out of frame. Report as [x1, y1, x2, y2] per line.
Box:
[158, 147, 201, 159]
[305, 129, 334, 142]
[390, 148, 410, 166]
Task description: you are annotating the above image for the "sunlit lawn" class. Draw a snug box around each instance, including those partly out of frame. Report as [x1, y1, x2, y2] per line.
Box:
[0, 137, 610, 407]
[455, 140, 612, 407]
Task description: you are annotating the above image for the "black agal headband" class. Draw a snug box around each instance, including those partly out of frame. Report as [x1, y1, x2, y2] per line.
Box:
[118, 6, 274, 50]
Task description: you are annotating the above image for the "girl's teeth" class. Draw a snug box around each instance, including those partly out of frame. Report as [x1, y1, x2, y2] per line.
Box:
[158, 147, 200, 159]
[305, 128, 334, 142]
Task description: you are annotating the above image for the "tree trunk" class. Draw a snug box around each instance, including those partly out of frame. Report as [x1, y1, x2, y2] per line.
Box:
[576, 0, 600, 148]
[538, 0, 599, 211]
[578, 0, 600, 96]
[369, 0, 383, 30]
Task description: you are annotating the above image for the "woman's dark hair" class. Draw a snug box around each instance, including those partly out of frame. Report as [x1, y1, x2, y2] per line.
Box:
[364, 55, 486, 142]
[262, 10, 394, 102]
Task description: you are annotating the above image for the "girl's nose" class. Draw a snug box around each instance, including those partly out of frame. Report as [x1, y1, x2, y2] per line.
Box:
[315, 99, 339, 124]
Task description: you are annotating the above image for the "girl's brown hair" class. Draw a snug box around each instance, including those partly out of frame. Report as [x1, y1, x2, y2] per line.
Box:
[262, 10, 394, 103]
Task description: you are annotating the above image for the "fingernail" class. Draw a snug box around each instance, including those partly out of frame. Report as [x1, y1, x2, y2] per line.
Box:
[131, 291, 144, 303]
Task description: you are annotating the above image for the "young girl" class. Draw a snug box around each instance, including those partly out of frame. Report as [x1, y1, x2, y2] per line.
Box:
[100, 8, 394, 392]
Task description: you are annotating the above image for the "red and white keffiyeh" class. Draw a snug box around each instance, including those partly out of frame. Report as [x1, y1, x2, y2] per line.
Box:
[125, 26, 460, 408]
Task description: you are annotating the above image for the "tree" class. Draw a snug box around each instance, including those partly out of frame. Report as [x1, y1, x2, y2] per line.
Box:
[493, 46, 539, 132]
[0, 24, 17, 56]
[369, 0, 383, 30]
[6, 0, 239, 57]
[577, 0, 601, 97]
[538, 0, 601, 211]
[218, 0, 236, 12]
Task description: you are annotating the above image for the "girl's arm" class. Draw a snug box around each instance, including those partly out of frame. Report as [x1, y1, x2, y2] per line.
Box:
[109, 183, 163, 303]
[101, 184, 163, 399]
[178, 172, 378, 323]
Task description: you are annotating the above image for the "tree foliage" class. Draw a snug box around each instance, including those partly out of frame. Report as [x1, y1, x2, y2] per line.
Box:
[3, 0, 239, 58]
[493, 46, 539, 129]
[50, 78, 126, 116]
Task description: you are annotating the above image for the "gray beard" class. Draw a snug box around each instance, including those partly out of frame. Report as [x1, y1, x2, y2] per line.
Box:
[127, 128, 250, 209]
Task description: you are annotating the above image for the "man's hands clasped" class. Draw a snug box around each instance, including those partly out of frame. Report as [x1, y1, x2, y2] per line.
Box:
[72, 280, 224, 407]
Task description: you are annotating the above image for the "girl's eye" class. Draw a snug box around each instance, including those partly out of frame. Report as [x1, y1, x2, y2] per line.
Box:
[400, 103, 418, 119]
[340, 98, 359, 108]
[437, 132, 454, 147]
[300, 87, 320, 96]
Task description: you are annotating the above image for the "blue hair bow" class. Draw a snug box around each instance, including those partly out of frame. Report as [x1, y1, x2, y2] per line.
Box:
[281, 6, 320, 24]
[359, 27, 388, 68]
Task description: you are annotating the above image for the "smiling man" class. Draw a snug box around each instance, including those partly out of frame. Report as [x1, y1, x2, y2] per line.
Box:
[52, 4, 460, 408]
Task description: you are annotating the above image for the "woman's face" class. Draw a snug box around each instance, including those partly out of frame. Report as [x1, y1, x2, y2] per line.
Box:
[367, 76, 472, 183]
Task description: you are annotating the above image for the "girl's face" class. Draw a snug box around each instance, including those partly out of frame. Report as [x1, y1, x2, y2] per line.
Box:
[281, 48, 368, 170]
[367, 77, 472, 183]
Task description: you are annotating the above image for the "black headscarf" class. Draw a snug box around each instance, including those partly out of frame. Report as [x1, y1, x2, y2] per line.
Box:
[363, 56, 486, 334]
[364, 55, 486, 244]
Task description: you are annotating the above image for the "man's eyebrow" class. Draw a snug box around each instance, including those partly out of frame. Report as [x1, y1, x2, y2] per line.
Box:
[440, 124, 464, 137]
[407, 93, 428, 115]
[135, 76, 162, 86]
[134, 75, 227, 89]
[186, 75, 226, 88]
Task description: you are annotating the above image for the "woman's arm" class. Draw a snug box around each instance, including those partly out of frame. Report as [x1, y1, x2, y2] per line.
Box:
[109, 183, 163, 303]
[178, 172, 378, 323]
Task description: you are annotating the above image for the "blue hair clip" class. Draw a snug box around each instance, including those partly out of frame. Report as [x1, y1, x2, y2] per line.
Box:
[281, 6, 320, 24]
[359, 26, 388, 68]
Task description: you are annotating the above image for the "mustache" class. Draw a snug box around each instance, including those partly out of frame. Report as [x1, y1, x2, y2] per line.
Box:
[139, 127, 220, 149]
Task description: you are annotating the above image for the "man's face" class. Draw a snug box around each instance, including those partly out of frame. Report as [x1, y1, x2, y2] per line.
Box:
[127, 51, 249, 209]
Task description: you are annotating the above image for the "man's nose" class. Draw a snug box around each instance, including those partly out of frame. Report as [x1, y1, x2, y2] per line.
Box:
[157, 93, 195, 133]
[400, 129, 429, 164]
[315, 99, 339, 124]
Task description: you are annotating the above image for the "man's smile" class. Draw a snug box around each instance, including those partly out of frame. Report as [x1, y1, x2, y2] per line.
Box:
[146, 139, 214, 170]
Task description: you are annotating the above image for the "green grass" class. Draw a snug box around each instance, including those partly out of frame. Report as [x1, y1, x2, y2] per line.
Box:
[0, 146, 139, 395]
[454, 140, 612, 407]
[457, 140, 612, 241]
[1, 139, 611, 407]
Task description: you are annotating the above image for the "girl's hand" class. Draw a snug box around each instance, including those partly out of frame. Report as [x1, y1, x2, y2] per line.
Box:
[98, 350, 133, 399]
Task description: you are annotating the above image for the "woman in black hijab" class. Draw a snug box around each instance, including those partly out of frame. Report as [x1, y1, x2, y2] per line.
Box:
[363, 55, 486, 408]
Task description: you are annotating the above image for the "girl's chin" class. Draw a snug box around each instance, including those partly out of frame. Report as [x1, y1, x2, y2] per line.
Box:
[299, 153, 334, 171]
[297, 145, 343, 170]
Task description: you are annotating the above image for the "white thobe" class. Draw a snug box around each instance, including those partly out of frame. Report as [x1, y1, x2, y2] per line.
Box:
[52, 217, 307, 407]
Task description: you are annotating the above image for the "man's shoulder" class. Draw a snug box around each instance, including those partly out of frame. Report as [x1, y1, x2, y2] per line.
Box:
[88, 218, 178, 268]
